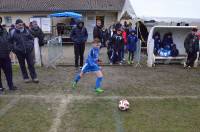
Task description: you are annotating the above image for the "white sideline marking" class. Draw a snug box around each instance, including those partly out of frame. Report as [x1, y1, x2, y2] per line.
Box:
[0, 95, 200, 100]
[49, 95, 72, 132]
[113, 107, 124, 132]
[0, 98, 20, 117]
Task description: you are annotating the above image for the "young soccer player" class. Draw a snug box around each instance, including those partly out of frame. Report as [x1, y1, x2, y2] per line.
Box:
[72, 38, 104, 94]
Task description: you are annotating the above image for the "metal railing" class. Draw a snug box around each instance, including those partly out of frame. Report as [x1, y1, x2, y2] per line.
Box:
[47, 36, 63, 68]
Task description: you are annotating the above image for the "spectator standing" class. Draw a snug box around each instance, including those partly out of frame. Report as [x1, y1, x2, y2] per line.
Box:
[184, 28, 199, 68]
[10, 19, 39, 83]
[0, 16, 17, 92]
[70, 20, 88, 68]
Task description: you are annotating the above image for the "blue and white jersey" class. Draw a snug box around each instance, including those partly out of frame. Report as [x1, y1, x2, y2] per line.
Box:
[82, 47, 100, 73]
[86, 47, 99, 66]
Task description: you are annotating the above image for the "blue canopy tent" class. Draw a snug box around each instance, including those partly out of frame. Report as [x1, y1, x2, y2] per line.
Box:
[49, 11, 82, 19]
[49, 11, 83, 44]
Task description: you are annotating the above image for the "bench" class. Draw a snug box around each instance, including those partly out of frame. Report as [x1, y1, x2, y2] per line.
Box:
[153, 54, 187, 65]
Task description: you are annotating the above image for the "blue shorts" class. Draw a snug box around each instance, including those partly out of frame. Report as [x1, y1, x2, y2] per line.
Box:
[81, 63, 100, 73]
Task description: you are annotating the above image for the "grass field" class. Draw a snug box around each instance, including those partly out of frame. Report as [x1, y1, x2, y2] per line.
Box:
[0, 64, 200, 132]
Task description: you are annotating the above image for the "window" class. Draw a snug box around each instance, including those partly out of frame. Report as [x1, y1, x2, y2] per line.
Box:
[4, 16, 12, 25]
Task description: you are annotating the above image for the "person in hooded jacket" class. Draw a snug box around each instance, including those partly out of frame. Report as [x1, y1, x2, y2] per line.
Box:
[162, 32, 173, 49]
[70, 21, 88, 68]
[0, 16, 17, 92]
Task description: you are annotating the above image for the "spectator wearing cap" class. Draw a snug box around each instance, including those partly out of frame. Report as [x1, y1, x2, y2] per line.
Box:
[0, 16, 17, 92]
[184, 28, 199, 68]
[10, 19, 39, 83]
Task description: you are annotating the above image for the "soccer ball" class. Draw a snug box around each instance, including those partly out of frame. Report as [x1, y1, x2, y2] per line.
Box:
[118, 99, 130, 111]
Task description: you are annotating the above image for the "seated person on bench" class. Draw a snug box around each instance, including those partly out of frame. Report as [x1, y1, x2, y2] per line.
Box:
[158, 32, 174, 57]
[153, 32, 161, 55]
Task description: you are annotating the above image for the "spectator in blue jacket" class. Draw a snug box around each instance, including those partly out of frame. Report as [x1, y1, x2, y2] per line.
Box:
[70, 20, 88, 68]
[127, 29, 138, 64]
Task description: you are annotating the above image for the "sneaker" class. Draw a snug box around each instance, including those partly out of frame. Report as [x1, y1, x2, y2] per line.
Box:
[119, 62, 122, 65]
[127, 61, 131, 64]
[72, 81, 77, 89]
[95, 88, 104, 94]
[110, 62, 113, 65]
[0, 87, 5, 92]
[33, 78, 39, 83]
[9, 86, 17, 91]
[24, 79, 31, 83]
[79, 67, 82, 70]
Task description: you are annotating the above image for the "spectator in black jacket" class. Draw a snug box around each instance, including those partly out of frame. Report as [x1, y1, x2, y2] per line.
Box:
[93, 20, 102, 40]
[184, 28, 199, 68]
[10, 19, 39, 83]
[30, 21, 45, 47]
[110, 28, 124, 65]
[0, 16, 17, 92]
[70, 20, 88, 68]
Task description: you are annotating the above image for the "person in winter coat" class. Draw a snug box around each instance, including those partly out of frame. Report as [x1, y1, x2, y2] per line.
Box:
[93, 20, 102, 40]
[101, 27, 109, 48]
[0, 16, 17, 92]
[30, 21, 45, 47]
[127, 30, 138, 64]
[153, 32, 162, 55]
[184, 28, 199, 67]
[162, 32, 173, 49]
[70, 20, 88, 68]
[110, 28, 124, 64]
[10, 19, 39, 83]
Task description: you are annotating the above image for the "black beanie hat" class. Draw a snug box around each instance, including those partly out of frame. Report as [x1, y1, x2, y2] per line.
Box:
[15, 19, 23, 24]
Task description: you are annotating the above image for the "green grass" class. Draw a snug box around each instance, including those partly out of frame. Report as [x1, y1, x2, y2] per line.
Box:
[59, 98, 200, 132]
[0, 98, 11, 108]
[0, 98, 56, 132]
[59, 99, 116, 132]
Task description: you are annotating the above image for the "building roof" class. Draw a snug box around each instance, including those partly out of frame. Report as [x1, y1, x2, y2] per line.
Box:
[0, 0, 125, 12]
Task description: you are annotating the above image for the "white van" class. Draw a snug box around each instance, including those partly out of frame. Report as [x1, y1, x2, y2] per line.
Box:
[147, 26, 199, 67]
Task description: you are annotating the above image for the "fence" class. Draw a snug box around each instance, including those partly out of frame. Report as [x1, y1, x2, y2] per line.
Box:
[47, 36, 64, 68]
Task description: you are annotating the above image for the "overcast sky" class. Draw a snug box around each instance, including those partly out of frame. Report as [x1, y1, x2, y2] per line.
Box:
[130, 0, 199, 19]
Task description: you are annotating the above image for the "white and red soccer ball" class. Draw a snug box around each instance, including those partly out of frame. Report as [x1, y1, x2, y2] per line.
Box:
[118, 99, 130, 111]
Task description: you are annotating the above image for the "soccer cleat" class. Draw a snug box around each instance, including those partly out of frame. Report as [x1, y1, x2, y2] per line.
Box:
[95, 88, 104, 94]
[72, 81, 77, 89]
